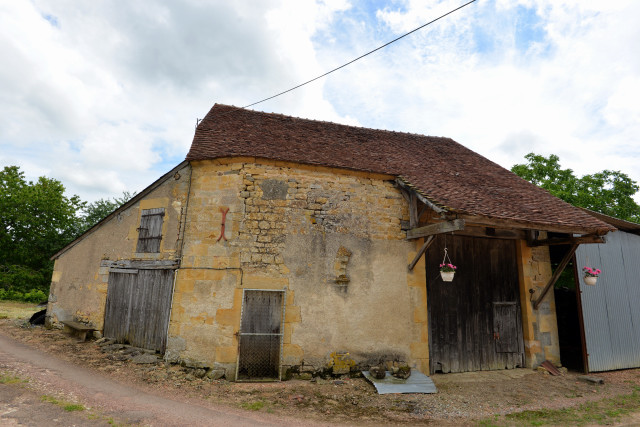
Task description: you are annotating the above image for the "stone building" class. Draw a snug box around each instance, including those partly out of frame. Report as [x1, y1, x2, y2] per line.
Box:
[47, 104, 613, 380]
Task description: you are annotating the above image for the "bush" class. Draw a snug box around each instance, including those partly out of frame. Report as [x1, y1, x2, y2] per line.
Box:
[0, 288, 48, 303]
[0, 265, 50, 294]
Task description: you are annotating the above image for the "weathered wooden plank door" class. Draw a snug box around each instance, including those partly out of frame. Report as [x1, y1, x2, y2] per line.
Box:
[236, 290, 285, 381]
[427, 235, 524, 373]
[104, 269, 174, 353]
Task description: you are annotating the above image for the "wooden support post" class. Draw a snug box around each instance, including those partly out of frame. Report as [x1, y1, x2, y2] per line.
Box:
[533, 244, 578, 310]
[409, 192, 418, 228]
[407, 219, 465, 240]
[408, 236, 435, 271]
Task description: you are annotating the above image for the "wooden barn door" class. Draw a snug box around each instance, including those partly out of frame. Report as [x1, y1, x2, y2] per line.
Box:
[236, 290, 285, 381]
[104, 269, 174, 353]
[427, 235, 524, 374]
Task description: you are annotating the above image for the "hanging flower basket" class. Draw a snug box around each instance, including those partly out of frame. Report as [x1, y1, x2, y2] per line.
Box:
[440, 270, 455, 282]
[440, 263, 457, 282]
[439, 245, 457, 282]
[582, 266, 601, 286]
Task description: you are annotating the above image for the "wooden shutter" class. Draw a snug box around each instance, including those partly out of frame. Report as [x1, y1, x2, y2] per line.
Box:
[136, 208, 164, 253]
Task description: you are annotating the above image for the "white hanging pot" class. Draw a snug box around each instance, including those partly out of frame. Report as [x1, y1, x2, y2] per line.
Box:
[584, 276, 597, 286]
[441, 271, 455, 282]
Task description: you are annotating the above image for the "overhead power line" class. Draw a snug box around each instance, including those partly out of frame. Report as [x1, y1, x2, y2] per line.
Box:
[241, 0, 477, 110]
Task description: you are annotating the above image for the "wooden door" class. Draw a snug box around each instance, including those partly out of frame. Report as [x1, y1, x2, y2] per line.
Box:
[104, 269, 174, 353]
[426, 235, 524, 373]
[236, 290, 285, 381]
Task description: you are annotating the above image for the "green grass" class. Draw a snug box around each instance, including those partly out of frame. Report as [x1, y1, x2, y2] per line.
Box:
[0, 372, 26, 384]
[0, 300, 40, 320]
[241, 400, 266, 411]
[482, 387, 640, 426]
[40, 394, 85, 412]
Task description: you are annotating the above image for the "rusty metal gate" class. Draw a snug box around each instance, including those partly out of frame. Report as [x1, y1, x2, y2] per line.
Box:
[103, 269, 174, 353]
[236, 289, 285, 381]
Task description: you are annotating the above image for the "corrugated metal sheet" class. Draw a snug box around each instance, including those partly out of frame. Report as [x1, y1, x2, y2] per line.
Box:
[577, 231, 640, 372]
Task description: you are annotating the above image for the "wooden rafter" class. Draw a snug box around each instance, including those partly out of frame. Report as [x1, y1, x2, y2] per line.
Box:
[533, 244, 578, 310]
[395, 178, 446, 214]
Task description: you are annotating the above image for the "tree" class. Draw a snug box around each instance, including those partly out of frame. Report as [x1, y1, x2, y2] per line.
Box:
[78, 191, 135, 233]
[0, 166, 85, 296]
[512, 153, 640, 223]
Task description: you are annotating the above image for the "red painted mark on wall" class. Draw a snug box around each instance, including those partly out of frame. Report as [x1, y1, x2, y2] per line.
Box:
[217, 207, 230, 242]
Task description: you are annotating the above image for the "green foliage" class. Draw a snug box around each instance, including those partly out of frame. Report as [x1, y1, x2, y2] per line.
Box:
[512, 153, 640, 223]
[0, 288, 48, 303]
[78, 191, 134, 234]
[0, 166, 135, 300]
[0, 166, 84, 296]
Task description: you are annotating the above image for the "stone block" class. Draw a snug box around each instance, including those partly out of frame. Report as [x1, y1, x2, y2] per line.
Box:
[216, 307, 240, 326]
[215, 346, 237, 364]
[285, 306, 301, 323]
[283, 344, 304, 365]
[410, 342, 429, 358]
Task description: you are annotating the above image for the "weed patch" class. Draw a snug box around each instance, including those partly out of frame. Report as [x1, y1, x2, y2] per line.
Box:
[0, 372, 25, 384]
[241, 400, 266, 411]
[40, 394, 85, 412]
[492, 387, 640, 426]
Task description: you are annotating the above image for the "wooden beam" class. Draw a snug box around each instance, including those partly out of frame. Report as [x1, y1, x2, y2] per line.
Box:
[408, 236, 435, 271]
[528, 235, 605, 246]
[533, 244, 578, 310]
[100, 259, 180, 270]
[407, 219, 465, 240]
[452, 225, 526, 240]
[395, 178, 446, 214]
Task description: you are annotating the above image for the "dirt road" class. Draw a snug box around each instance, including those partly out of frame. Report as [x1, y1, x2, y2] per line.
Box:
[0, 332, 315, 426]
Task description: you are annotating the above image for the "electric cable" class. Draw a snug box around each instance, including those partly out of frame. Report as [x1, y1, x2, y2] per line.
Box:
[199, 0, 476, 125]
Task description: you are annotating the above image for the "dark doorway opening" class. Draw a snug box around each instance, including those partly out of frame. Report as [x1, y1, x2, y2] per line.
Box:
[550, 240, 586, 372]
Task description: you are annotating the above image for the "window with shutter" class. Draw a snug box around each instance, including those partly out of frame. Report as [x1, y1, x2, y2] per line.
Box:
[136, 208, 165, 253]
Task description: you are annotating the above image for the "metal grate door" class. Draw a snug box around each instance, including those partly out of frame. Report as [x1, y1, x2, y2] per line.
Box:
[236, 289, 285, 381]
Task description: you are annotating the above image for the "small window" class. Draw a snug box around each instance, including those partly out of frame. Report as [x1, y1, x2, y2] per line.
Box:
[136, 208, 165, 253]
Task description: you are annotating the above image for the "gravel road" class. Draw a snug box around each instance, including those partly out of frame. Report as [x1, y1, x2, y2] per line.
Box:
[0, 332, 318, 426]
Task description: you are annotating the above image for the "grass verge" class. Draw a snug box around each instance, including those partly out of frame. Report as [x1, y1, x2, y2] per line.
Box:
[480, 386, 640, 426]
[0, 300, 40, 320]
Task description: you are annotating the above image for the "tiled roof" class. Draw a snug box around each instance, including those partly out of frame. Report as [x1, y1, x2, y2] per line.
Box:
[187, 104, 613, 235]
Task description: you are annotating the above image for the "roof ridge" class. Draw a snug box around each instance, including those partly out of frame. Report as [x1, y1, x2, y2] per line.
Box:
[210, 103, 452, 142]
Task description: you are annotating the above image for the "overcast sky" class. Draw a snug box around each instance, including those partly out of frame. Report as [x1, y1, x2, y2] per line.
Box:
[2, 0, 639, 203]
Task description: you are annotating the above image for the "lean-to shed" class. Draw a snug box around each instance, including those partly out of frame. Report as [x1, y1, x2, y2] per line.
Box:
[571, 211, 640, 372]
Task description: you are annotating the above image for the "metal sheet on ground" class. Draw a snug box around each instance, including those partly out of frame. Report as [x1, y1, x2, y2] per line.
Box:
[363, 371, 437, 394]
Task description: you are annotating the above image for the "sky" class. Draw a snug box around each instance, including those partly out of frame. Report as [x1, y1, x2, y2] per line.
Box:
[1, 0, 639, 203]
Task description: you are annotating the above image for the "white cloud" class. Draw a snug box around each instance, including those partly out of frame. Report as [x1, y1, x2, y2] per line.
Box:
[1, 0, 639, 205]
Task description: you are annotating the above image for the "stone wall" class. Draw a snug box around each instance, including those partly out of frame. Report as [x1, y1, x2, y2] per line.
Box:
[516, 237, 561, 367]
[168, 158, 429, 379]
[47, 164, 191, 328]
